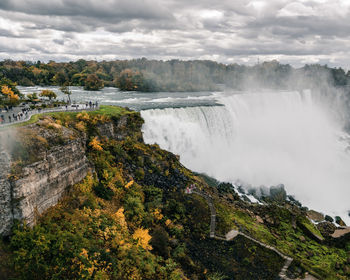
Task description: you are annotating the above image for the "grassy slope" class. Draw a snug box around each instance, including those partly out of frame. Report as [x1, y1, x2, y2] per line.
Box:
[214, 197, 349, 279]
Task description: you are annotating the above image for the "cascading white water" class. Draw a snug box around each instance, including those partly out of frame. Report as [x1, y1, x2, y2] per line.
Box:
[141, 90, 350, 223]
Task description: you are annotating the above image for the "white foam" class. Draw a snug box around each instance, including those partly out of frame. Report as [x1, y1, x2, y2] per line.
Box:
[141, 90, 350, 224]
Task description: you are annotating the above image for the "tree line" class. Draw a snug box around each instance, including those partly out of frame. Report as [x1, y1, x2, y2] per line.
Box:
[1, 58, 349, 93]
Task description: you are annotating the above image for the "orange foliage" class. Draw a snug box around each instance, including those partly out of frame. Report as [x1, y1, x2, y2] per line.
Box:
[89, 137, 103, 151]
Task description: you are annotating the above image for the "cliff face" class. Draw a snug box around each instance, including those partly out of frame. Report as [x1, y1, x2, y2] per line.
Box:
[0, 112, 142, 236]
[0, 149, 12, 235]
[0, 121, 90, 236]
[11, 139, 90, 229]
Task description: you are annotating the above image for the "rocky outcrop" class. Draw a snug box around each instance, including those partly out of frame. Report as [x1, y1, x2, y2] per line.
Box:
[0, 122, 91, 236]
[317, 221, 336, 237]
[11, 138, 90, 228]
[269, 184, 287, 203]
[0, 112, 144, 236]
[0, 150, 12, 235]
[307, 210, 324, 223]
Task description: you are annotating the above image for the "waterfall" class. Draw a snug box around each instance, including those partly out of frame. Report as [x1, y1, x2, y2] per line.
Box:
[141, 90, 350, 223]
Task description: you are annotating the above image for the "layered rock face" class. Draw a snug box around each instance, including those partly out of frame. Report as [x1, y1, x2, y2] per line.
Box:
[0, 113, 141, 236]
[0, 149, 12, 235]
[0, 122, 90, 236]
[11, 139, 90, 228]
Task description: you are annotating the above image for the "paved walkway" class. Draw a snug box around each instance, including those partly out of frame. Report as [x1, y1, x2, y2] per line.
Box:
[0, 104, 99, 128]
[187, 187, 296, 280]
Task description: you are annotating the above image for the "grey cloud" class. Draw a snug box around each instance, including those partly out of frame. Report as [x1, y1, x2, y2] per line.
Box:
[53, 39, 65, 45]
[0, 28, 18, 37]
[0, 0, 349, 67]
[0, 0, 173, 20]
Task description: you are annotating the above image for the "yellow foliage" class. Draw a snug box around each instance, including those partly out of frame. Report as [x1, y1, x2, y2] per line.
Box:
[115, 164, 125, 186]
[77, 111, 90, 121]
[1, 85, 12, 95]
[132, 228, 152, 250]
[124, 180, 134, 189]
[89, 136, 103, 151]
[102, 170, 110, 181]
[77, 173, 95, 194]
[1, 85, 19, 101]
[112, 207, 128, 230]
[73, 248, 111, 278]
[165, 219, 172, 227]
[90, 114, 110, 124]
[75, 121, 86, 132]
[153, 208, 163, 220]
[80, 248, 89, 258]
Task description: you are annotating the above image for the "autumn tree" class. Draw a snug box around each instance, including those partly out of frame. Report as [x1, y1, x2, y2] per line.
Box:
[132, 228, 152, 250]
[1, 85, 19, 104]
[116, 69, 157, 92]
[52, 71, 67, 85]
[39, 89, 57, 101]
[84, 74, 104, 91]
[116, 69, 136, 91]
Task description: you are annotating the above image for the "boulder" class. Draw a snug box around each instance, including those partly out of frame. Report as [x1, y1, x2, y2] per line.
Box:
[287, 195, 302, 207]
[335, 216, 347, 227]
[331, 227, 350, 238]
[325, 215, 334, 223]
[317, 221, 336, 237]
[307, 210, 324, 223]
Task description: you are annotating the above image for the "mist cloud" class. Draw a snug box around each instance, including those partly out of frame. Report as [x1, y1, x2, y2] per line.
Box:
[0, 0, 349, 67]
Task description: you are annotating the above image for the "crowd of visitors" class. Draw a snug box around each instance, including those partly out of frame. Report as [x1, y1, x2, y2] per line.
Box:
[0, 101, 99, 125]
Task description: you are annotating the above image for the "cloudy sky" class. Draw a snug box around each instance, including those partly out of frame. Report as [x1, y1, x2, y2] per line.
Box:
[0, 0, 349, 67]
